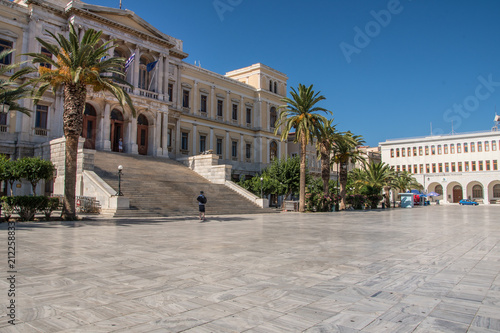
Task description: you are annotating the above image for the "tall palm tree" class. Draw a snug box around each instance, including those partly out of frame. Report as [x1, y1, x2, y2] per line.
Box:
[1, 49, 31, 115]
[275, 84, 331, 212]
[332, 131, 366, 210]
[393, 171, 423, 193]
[314, 119, 339, 195]
[361, 161, 395, 208]
[13, 23, 135, 220]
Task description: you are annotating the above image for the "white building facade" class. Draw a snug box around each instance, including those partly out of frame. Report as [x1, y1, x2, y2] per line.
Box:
[380, 129, 500, 205]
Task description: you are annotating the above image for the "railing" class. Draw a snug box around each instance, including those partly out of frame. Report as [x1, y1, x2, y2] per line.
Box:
[0, 125, 7, 133]
[138, 88, 159, 100]
[34, 127, 48, 136]
[76, 196, 101, 213]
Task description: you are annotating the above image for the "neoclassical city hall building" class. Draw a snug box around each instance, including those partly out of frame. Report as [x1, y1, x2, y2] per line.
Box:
[0, 0, 287, 182]
[380, 121, 500, 205]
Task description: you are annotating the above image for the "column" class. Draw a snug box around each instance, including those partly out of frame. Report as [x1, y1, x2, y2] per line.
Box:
[210, 86, 216, 119]
[175, 63, 181, 109]
[240, 134, 244, 162]
[129, 117, 138, 154]
[193, 81, 198, 115]
[132, 47, 140, 90]
[175, 117, 181, 156]
[157, 54, 164, 95]
[239, 96, 244, 126]
[102, 103, 111, 151]
[256, 99, 262, 129]
[266, 137, 270, 164]
[163, 110, 169, 156]
[209, 128, 214, 151]
[192, 124, 197, 155]
[226, 131, 230, 160]
[226, 91, 231, 122]
[443, 184, 448, 204]
[155, 112, 162, 156]
[484, 182, 490, 204]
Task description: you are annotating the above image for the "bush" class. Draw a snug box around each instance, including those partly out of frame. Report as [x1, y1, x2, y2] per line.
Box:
[1, 196, 59, 221]
[346, 194, 366, 210]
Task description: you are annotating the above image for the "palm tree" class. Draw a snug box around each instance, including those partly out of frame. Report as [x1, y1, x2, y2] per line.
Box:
[275, 84, 331, 212]
[1, 49, 32, 115]
[361, 161, 395, 208]
[13, 23, 135, 220]
[393, 171, 423, 193]
[332, 131, 366, 210]
[314, 119, 339, 195]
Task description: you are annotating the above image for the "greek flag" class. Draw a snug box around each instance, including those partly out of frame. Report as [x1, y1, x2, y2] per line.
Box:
[146, 60, 158, 72]
[124, 52, 135, 72]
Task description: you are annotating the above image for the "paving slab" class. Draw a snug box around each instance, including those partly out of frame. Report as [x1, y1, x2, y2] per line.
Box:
[1, 205, 499, 332]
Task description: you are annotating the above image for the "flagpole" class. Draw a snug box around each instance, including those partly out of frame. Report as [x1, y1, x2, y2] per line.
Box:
[148, 69, 157, 91]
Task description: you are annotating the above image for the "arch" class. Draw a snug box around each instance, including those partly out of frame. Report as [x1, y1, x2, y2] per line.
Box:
[137, 114, 149, 155]
[270, 141, 278, 161]
[110, 109, 124, 152]
[82, 103, 97, 149]
[472, 184, 483, 199]
[452, 185, 463, 203]
[270, 106, 277, 129]
[435, 184, 443, 195]
[493, 184, 500, 198]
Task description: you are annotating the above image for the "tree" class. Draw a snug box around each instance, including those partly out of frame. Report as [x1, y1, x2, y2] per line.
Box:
[13, 24, 135, 219]
[0, 49, 31, 115]
[275, 84, 331, 212]
[0, 156, 21, 196]
[332, 131, 366, 210]
[314, 119, 340, 196]
[359, 161, 395, 208]
[17, 157, 55, 194]
[393, 171, 423, 193]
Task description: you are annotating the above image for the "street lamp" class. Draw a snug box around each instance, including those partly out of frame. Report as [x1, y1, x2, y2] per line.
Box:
[260, 177, 263, 199]
[116, 165, 123, 196]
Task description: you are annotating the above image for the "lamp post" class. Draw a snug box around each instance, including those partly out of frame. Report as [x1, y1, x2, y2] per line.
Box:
[116, 165, 123, 196]
[260, 177, 263, 199]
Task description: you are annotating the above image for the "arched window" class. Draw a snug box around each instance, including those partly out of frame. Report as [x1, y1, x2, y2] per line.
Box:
[435, 185, 443, 195]
[137, 114, 148, 126]
[270, 141, 278, 161]
[472, 185, 483, 198]
[84, 103, 96, 116]
[274, 82, 277, 94]
[111, 109, 124, 121]
[270, 107, 277, 128]
[269, 80, 273, 92]
[493, 184, 500, 198]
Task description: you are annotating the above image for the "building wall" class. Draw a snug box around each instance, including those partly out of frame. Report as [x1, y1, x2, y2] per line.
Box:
[380, 130, 500, 204]
[0, 0, 289, 192]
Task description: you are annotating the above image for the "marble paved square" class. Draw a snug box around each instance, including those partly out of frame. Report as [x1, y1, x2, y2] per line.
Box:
[1, 205, 499, 332]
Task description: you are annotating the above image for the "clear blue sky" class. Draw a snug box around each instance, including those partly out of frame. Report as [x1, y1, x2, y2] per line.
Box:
[88, 0, 500, 146]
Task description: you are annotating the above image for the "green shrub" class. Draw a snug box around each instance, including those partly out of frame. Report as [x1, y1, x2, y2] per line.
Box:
[43, 197, 60, 220]
[1, 196, 58, 221]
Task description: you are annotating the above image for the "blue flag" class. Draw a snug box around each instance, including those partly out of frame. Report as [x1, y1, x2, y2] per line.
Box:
[124, 52, 135, 72]
[147, 60, 158, 72]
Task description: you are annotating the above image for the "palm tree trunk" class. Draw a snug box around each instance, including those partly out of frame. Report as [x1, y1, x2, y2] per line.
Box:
[339, 162, 347, 210]
[320, 143, 330, 195]
[299, 136, 307, 212]
[383, 186, 391, 208]
[62, 83, 86, 220]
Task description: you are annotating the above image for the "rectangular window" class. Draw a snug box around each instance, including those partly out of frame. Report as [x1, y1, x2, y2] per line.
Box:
[492, 141, 497, 151]
[40, 47, 52, 69]
[402, 148, 405, 157]
[217, 100, 223, 117]
[451, 162, 456, 172]
[391, 149, 394, 158]
[445, 163, 449, 172]
[419, 146, 423, 156]
[477, 142, 482, 152]
[396, 148, 400, 157]
[465, 161, 469, 171]
[200, 95, 207, 113]
[167, 128, 172, 147]
[425, 146, 429, 155]
[407, 147, 411, 156]
[426, 164, 430, 173]
[231, 141, 238, 158]
[457, 143, 461, 153]
[485, 141, 489, 152]
[232, 104, 238, 120]
[246, 108, 252, 125]
[413, 147, 417, 156]
[431, 145, 436, 155]
[471, 142, 475, 152]
[402, 165, 406, 172]
[444, 144, 448, 154]
[216, 138, 223, 155]
[168, 83, 173, 102]
[199, 135, 206, 153]
[413, 165, 417, 173]
[458, 162, 462, 172]
[438, 145, 442, 154]
[181, 132, 188, 151]
[246, 143, 251, 159]
[419, 164, 423, 174]
[450, 144, 455, 154]
[182, 90, 190, 108]
[397, 165, 400, 172]
[486, 160, 490, 171]
[432, 163, 436, 173]
[438, 163, 443, 173]
[479, 161, 483, 171]
[472, 161, 476, 171]
[0, 39, 13, 65]
[464, 143, 468, 153]
[493, 160, 498, 170]
[35, 105, 48, 129]
[408, 165, 411, 172]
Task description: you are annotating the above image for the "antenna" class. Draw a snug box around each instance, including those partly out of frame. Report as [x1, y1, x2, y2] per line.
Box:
[119, 0, 122, 9]
[430, 122, 433, 136]
[451, 120, 455, 135]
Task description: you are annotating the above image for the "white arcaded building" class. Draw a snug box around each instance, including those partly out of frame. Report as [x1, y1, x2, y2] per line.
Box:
[380, 118, 500, 205]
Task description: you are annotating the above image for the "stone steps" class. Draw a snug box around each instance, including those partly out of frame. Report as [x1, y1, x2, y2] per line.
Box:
[92, 151, 276, 217]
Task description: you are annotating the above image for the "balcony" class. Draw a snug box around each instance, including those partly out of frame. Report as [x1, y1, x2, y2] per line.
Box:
[0, 125, 7, 133]
[34, 127, 48, 136]
[137, 88, 158, 100]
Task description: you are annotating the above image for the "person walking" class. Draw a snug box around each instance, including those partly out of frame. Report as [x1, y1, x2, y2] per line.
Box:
[197, 191, 207, 221]
[118, 138, 123, 152]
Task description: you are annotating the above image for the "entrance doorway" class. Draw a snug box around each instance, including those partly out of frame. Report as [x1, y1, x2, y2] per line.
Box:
[110, 109, 124, 152]
[82, 103, 97, 149]
[452, 185, 463, 203]
[137, 114, 149, 155]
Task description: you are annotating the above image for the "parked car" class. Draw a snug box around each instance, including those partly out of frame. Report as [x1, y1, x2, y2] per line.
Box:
[459, 199, 479, 206]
